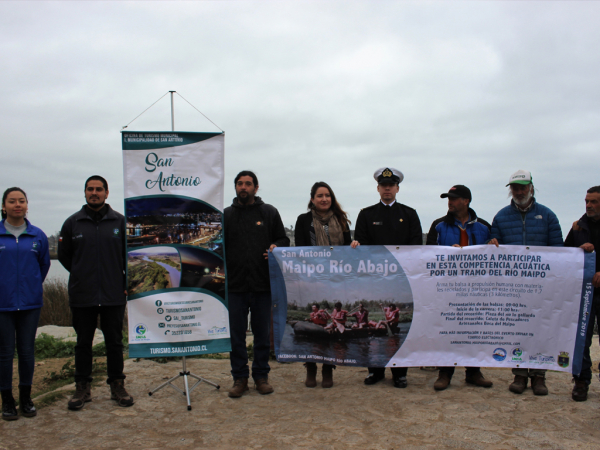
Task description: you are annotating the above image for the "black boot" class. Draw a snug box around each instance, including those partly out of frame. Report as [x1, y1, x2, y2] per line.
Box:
[1, 389, 18, 421]
[19, 385, 37, 418]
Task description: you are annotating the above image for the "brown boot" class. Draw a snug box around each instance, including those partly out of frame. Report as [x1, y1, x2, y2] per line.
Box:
[509, 375, 528, 394]
[531, 376, 548, 396]
[465, 371, 493, 388]
[254, 378, 274, 395]
[322, 364, 334, 389]
[228, 378, 249, 398]
[305, 363, 317, 388]
[110, 380, 134, 407]
[572, 379, 588, 402]
[68, 381, 91, 410]
[434, 372, 451, 391]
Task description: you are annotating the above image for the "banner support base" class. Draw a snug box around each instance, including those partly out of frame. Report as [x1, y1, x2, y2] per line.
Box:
[147, 356, 220, 411]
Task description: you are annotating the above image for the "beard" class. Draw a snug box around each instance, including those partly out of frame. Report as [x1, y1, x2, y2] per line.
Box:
[86, 199, 106, 208]
[513, 190, 533, 207]
[237, 192, 251, 205]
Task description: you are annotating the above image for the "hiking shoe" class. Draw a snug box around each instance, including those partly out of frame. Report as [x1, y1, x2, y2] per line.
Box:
[465, 371, 493, 388]
[68, 381, 91, 411]
[1, 390, 18, 421]
[509, 375, 528, 394]
[572, 379, 589, 402]
[254, 378, 274, 395]
[531, 376, 548, 396]
[322, 364, 335, 389]
[305, 363, 317, 388]
[393, 376, 408, 389]
[228, 378, 249, 398]
[19, 385, 37, 418]
[110, 380, 134, 407]
[364, 372, 385, 385]
[434, 372, 451, 391]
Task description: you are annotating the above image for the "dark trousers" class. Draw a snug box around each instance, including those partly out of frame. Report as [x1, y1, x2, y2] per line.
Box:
[0, 308, 41, 390]
[575, 293, 600, 384]
[228, 292, 271, 380]
[368, 367, 407, 378]
[439, 366, 482, 379]
[71, 305, 126, 384]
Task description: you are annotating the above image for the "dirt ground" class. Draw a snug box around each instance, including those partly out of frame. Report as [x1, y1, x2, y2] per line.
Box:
[2, 343, 600, 450]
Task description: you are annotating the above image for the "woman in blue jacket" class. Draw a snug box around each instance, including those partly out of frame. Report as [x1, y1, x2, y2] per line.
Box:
[0, 187, 50, 420]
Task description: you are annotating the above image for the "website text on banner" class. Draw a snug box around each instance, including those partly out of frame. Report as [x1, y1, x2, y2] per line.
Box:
[269, 245, 594, 374]
[122, 131, 230, 358]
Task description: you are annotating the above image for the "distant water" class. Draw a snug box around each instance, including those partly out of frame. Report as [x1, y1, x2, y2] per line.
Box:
[142, 256, 181, 287]
[46, 261, 69, 281]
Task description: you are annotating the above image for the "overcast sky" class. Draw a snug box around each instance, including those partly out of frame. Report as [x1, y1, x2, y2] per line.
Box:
[2, 1, 598, 237]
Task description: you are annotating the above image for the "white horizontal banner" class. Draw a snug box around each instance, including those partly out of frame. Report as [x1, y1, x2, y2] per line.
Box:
[269, 245, 595, 374]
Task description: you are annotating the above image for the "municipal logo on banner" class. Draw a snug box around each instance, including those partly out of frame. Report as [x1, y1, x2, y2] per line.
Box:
[558, 352, 570, 368]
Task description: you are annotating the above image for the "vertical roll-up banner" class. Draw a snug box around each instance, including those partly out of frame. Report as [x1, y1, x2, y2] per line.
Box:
[122, 131, 230, 358]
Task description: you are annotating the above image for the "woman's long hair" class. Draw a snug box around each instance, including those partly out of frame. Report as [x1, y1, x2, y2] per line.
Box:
[307, 182, 350, 231]
[2, 187, 28, 220]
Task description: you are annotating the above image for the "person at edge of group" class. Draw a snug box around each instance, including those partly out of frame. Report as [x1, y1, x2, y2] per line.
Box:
[58, 176, 133, 410]
[0, 188, 50, 421]
[354, 167, 423, 389]
[488, 170, 563, 396]
[349, 304, 369, 329]
[426, 184, 494, 391]
[294, 181, 359, 388]
[565, 186, 600, 402]
[224, 170, 290, 398]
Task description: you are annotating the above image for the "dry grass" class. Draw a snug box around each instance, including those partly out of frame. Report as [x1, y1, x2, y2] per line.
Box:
[39, 279, 71, 327]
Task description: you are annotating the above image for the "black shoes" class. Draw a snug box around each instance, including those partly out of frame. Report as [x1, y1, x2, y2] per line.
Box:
[1, 390, 18, 421]
[393, 376, 408, 389]
[19, 385, 37, 417]
[364, 372, 385, 385]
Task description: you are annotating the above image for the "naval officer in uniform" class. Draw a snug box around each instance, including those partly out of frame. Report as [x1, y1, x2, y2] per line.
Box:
[354, 167, 422, 388]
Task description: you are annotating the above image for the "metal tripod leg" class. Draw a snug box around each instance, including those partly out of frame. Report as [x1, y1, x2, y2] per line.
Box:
[148, 356, 220, 411]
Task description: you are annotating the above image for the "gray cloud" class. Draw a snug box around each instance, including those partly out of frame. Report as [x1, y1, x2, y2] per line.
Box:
[1, 1, 598, 237]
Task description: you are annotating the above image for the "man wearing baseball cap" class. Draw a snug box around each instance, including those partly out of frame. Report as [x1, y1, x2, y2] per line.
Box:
[488, 170, 563, 396]
[354, 167, 422, 388]
[426, 185, 494, 390]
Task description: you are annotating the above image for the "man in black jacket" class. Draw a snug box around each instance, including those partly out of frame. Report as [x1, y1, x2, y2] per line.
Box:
[565, 185, 600, 402]
[224, 171, 289, 398]
[58, 176, 132, 410]
[354, 167, 422, 388]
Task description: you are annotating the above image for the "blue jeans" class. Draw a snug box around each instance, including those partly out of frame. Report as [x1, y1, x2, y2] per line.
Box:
[575, 293, 600, 384]
[0, 308, 41, 390]
[228, 292, 271, 380]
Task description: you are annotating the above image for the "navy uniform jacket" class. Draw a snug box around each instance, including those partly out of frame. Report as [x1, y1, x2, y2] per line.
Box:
[354, 201, 423, 246]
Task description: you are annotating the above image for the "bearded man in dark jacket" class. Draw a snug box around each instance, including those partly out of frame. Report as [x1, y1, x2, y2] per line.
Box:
[426, 185, 494, 391]
[565, 185, 600, 402]
[224, 170, 289, 398]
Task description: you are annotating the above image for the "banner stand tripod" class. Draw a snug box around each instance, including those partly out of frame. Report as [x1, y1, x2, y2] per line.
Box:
[129, 91, 224, 410]
[148, 356, 220, 411]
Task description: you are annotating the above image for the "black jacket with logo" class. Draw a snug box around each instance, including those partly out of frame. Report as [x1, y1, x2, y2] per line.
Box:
[224, 197, 290, 293]
[565, 213, 600, 274]
[58, 205, 126, 307]
[354, 201, 423, 246]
